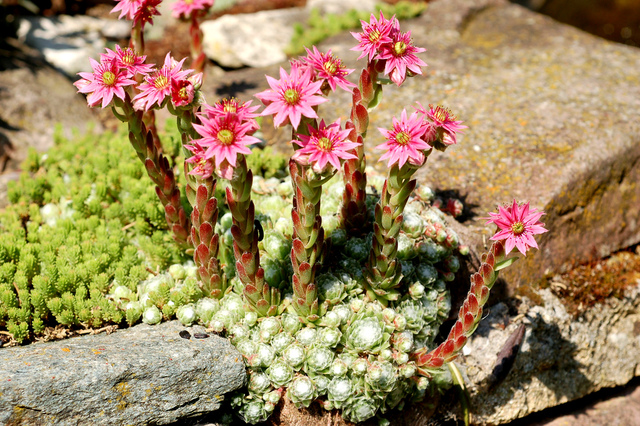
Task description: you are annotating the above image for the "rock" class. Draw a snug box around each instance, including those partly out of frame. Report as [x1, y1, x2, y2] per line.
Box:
[0, 321, 246, 426]
[0, 37, 100, 208]
[305, 0, 379, 15]
[314, 0, 640, 291]
[201, 8, 307, 68]
[460, 283, 640, 425]
[16, 15, 130, 77]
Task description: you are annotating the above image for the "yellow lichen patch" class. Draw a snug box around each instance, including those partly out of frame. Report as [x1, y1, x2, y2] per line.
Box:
[114, 381, 132, 411]
[60, 347, 70, 352]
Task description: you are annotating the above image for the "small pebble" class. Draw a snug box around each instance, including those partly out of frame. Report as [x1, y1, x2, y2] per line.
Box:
[193, 333, 209, 339]
[179, 330, 191, 339]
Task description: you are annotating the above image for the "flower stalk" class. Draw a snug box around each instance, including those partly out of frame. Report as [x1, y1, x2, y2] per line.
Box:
[227, 155, 281, 317]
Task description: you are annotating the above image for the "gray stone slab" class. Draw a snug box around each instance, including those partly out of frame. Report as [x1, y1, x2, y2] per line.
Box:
[461, 283, 640, 425]
[311, 0, 640, 291]
[0, 321, 246, 426]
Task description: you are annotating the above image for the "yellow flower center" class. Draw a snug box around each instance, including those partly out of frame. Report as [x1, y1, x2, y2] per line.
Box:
[178, 87, 189, 100]
[323, 60, 337, 75]
[393, 41, 407, 56]
[102, 71, 116, 86]
[511, 222, 525, 235]
[223, 102, 237, 113]
[154, 75, 169, 89]
[184, 0, 193, 4]
[217, 129, 234, 145]
[430, 105, 456, 122]
[369, 30, 381, 43]
[283, 89, 300, 105]
[122, 49, 135, 65]
[317, 137, 332, 151]
[395, 131, 410, 145]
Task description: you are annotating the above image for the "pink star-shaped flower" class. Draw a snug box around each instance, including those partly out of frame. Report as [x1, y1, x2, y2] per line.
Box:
[171, 0, 213, 19]
[191, 112, 261, 177]
[111, 0, 142, 20]
[100, 45, 154, 78]
[485, 200, 548, 255]
[255, 67, 327, 129]
[201, 98, 260, 132]
[377, 30, 427, 86]
[133, 53, 193, 110]
[376, 109, 432, 168]
[74, 57, 136, 108]
[292, 119, 358, 174]
[303, 46, 356, 93]
[184, 142, 214, 179]
[132, 0, 162, 28]
[350, 12, 395, 63]
[416, 103, 467, 146]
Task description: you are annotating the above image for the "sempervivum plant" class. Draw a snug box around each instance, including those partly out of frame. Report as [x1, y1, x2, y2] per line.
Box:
[55, 5, 550, 425]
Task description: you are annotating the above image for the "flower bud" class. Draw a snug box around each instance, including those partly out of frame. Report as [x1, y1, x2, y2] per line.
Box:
[415, 184, 434, 201]
[416, 376, 430, 390]
[220, 212, 233, 230]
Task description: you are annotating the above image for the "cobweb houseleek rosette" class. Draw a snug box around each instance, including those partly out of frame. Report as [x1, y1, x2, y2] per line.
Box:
[365, 110, 433, 303]
[73, 51, 192, 250]
[413, 201, 548, 374]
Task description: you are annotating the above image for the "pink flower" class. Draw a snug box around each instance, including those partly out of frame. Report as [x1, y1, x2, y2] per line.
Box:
[133, 53, 193, 110]
[100, 45, 154, 78]
[292, 119, 358, 174]
[485, 200, 548, 255]
[74, 57, 136, 108]
[171, 0, 213, 19]
[255, 67, 327, 129]
[303, 47, 356, 93]
[111, 0, 142, 20]
[351, 12, 395, 63]
[170, 78, 195, 107]
[191, 113, 261, 176]
[417, 103, 467, 146]
[201, 98, 260, 131]
[377, 30, 426, 86]
[376, 109, 432, 168]
[132, 0, 162, 28]
[184, 143, 214, 179]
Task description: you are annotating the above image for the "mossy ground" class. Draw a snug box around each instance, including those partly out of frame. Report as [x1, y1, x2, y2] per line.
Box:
[535, 245, 640, 318]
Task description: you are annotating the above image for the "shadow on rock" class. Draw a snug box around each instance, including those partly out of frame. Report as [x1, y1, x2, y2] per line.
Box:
[472, 312, 593, 420]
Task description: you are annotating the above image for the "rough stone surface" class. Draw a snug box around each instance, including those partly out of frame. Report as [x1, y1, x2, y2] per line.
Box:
[460, 283, 640, 425]
[310, 0, 640, 291]
[0, 320, 246, 426]
[306, 0, 379, 15]
[201, 8, 307, 68]
[16, 15, 130, 76]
